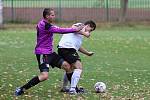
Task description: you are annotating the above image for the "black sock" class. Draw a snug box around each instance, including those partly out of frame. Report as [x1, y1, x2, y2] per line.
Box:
[21, 76, 40, 90]
[66, 72, 73, 84]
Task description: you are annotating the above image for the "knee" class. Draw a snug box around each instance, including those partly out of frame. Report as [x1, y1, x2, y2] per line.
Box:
[62, 61, 71, 72]
[39, 73, 49, 81]
[42, 74, 49, 80]
[73, 61, 82, 70]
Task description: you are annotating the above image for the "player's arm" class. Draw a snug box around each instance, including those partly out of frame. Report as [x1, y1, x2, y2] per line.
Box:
[79, 46, 94, 56]
[48, 25, 83, 34]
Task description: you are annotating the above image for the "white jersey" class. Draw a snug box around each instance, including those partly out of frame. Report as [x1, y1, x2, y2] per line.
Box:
[58, 33, 83, 51]
[58, 23, 84, 51]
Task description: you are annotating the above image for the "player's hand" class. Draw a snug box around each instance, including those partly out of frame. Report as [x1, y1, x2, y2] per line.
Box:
[79, 26, 90, 38]
[72, 23, 84, 28]
[87, 52, 94, 56]
[72, 24, 84, 32]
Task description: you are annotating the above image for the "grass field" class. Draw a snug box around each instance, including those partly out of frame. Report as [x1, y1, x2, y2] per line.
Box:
[3, 0, 150, 8]
[0, 24, 150, 99]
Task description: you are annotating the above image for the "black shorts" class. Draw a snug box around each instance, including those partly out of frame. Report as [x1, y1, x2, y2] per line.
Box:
[36, 52, 64, 72]
[58, 48, 81, 64]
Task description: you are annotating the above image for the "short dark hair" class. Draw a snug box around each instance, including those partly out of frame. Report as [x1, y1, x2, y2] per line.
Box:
[84, 20, 96, 31]
[43, 8, 54, 18]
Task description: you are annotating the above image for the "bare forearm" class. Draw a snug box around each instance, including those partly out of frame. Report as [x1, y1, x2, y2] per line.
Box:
[79, 47, 90, 56]
[49, 26, 77, 33]
[49, 25, 83, 34]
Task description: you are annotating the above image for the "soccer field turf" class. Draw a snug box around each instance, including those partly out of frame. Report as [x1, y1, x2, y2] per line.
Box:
[0, 24, 150, 99]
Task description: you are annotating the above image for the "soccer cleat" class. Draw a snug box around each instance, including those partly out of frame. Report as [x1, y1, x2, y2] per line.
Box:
[60, 87, 70, 92]
[69, 90, 77, 95]
[76, 87, 85, 93]
[69, 88, 77, 95]
[15, 87, 24, 96]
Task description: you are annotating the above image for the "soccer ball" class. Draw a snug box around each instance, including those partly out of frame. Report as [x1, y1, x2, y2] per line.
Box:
[94, 82, 106, 93]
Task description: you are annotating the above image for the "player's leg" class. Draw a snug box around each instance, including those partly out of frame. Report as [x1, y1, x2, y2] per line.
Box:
[49, 52, 71, 73]
[62, 66, 74, 84]
[48, 52, 72, 92]
[57, 48, 76, 90]
[57, 48, 77, 83]
[47, 52, 72, 86]
[60, 72, 69, 92]
[15, 72, 49, 95]
[15, 54, 50, 96]
[58, 48, 83, 94]
[62, 65, 84, 94]
[63, 72, 69, 86]
[69, 60, 82, 94]
[59, 61, 73, 92]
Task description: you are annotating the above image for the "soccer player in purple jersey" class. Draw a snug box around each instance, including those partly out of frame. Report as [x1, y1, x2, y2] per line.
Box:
[15, 8, 83, 96]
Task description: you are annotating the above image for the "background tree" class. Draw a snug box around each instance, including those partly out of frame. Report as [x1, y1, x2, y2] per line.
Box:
[0, 0, 3, 28]
[119, 0, 128, 22]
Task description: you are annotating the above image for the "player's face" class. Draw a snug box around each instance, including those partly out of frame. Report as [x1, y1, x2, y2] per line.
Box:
[85, 25, 94, 32]
[47, 11, 55, 22]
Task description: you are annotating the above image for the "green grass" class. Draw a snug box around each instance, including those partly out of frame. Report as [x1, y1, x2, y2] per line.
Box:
[3, 0, 150, 8]
[0, 24, 150, 99]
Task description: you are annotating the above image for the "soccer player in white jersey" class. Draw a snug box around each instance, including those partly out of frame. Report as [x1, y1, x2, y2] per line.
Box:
[57, 20, 96, 94]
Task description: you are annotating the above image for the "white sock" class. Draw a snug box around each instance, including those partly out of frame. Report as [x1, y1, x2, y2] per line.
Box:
[62, 73, 69, 89]
[70, 69, 82, 90]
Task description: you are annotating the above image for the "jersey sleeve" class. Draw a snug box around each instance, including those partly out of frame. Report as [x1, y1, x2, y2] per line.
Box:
[48, 25, 77, 34]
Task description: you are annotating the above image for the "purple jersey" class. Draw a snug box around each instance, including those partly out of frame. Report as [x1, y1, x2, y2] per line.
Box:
[35, 19, 77, 54]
